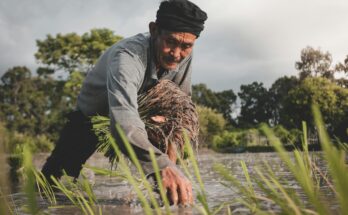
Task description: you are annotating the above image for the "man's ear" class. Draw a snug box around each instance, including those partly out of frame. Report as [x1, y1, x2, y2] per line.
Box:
[149, 22, 158, 37]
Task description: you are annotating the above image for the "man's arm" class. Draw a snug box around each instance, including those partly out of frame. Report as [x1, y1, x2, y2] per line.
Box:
[106, 49, 172, 174]
[106, 49, 193, 205]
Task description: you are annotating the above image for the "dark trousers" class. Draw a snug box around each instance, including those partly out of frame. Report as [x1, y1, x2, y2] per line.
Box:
[41, 110, 99, 183]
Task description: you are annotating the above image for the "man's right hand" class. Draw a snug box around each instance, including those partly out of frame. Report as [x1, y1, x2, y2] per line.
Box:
[161, 165, 193, 206]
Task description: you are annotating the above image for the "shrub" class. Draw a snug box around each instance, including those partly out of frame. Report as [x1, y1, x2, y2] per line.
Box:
[6, 132, 53, 154]
[212, 130, 243, 149]
[196, 105, 226, 147]
[240, 128, 265, 146]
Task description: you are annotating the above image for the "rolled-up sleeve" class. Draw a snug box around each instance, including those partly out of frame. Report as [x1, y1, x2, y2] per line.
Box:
[106, 49, 172, 175]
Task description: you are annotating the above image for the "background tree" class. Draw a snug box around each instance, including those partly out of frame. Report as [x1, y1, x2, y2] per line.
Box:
[214, 90, 237, 124]
[295, 46, 334, 80]
[1, 29, 124, 143]
[268, 76, 300, 126]
[286, 77, 348, 141]
[335, 55, 348, 73]
[192, 84, 236, 124]
[35, 28, 123, 75]
[33, 28, 124, 132]
[238, 82, 272, 127]
[192, 84, 218, 105]
[0, 67, 48, 135]
[62, 71, 85, 110]
[335, 55, 348, 88]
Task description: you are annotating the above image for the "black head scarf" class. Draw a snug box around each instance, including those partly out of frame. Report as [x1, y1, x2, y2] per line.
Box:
[156, 0, 208, 37]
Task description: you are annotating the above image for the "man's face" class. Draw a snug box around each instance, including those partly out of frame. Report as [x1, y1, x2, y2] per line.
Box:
[153, 30, 197, 70]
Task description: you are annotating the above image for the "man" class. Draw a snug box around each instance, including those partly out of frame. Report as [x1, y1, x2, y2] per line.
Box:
[42, 0, 207, 206]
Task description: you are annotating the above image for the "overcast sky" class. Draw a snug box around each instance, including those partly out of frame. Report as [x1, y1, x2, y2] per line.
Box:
[1, 0, 348, 92]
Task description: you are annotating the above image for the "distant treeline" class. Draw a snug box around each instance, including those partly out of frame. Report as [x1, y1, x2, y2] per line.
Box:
[191, 47, 348, 148]
[0, 28, 347, 152]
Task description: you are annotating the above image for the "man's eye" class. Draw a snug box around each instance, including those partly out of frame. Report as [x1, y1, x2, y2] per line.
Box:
[182, 44, 192, 50]
[166, 39, 176, 45]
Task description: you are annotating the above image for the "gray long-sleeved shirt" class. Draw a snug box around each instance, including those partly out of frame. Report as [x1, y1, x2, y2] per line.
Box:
[77, 32, 192, 174]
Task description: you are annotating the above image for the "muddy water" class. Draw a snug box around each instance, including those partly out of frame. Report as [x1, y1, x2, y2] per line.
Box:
[9, 150, 335, 214]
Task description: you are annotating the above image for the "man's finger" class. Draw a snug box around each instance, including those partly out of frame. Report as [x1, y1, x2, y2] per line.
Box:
[178, 183, 189, 205]
[187, 185, 193, 204]
[168, 185, 179, 205]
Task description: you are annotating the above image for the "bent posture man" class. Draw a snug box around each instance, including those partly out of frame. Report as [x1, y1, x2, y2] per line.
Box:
[42, 0, 207, 205]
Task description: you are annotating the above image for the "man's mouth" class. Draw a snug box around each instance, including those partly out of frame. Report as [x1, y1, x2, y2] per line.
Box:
[164, 56, 180, 65]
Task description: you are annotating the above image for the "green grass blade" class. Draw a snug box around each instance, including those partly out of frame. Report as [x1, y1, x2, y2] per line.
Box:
[115, 124, 161, 214]
[240, 161, 255, 197]
[83, 165, 126, 179]
[182, 131, 210, 215]
[33, 169, 57, 205]
[0, 131, 13, 215]
[106, 131, 154, 215]
[22, 145, 39, 214]
[149, 148, 171, 214]
[260, 124, 328, 215]
[312, 105, 348, 214]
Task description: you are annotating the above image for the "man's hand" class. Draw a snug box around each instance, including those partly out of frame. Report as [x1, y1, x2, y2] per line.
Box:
[151, 115, 193, 205]
[161, 165, 193, 206]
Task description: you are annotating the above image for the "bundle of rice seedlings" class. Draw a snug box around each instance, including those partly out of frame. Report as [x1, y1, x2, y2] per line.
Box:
[92, 79, 199, 164]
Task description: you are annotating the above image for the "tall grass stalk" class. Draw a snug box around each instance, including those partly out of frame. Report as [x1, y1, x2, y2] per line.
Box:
[0, 124, 13, 215]
[312, 105, 348, 214]
[212, 106, 346, 214]
[176, 154, 210, 215]
[33, 169, 56, 205]
[181, 132, 210, 215]
[104, 129, 154, 215]
[22, 145, 39, 214]
[49, 172, 99, 215]
[115, 124, 163, 214]
[213, 163, 259, 213]
[31, 162, 100, 215]
[84, 165, 127, 179]
[149, 148, 171, 214]
[260, 124, 329, 214]
[115, 125, 164, 212]
[254, 167, 303, 214]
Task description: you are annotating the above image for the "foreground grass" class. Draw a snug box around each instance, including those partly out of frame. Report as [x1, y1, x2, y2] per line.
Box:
[2, 105, 347, 214]
[213, 105, 347, 215]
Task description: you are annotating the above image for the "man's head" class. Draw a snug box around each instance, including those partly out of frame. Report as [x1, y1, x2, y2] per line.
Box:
[150, 0, 207, 70]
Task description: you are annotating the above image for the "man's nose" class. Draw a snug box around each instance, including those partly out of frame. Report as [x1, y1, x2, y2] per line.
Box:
[171, 47, 181, 59]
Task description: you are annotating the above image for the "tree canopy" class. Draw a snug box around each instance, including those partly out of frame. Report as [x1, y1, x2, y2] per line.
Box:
[192, 84, 236, 124]
[238, 82, 272, 127]
[35, 28, 123, 75]
[286, 77, 348, 141]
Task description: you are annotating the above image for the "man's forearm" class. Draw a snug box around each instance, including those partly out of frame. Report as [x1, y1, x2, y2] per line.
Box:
[109, 117, 173, 175]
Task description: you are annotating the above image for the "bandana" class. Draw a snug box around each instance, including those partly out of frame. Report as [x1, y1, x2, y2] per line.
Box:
[156, 0, 208, 37]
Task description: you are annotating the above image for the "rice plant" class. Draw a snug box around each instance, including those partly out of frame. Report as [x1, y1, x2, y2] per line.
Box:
[92, 79, 199, 164]
[212, 105, 348, 215]
[22, 144, 39, 214]
[48, 172, 101, 215]
[0, 124, 13, 215]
